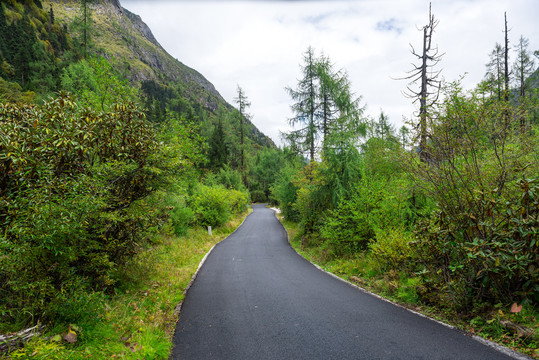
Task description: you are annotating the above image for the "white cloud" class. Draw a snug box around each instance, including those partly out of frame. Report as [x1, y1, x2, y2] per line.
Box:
[122, 0, 539, 146]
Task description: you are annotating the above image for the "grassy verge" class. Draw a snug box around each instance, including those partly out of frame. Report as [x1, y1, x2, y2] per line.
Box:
[279, 217, 538, 359]
[3, 210, 251, 359]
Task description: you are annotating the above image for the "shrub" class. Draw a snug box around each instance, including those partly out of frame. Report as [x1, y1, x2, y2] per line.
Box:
[414, 178, 539, 309]
[0, 94, 161, 325]
[369, 227, 416, 270]
[320, 199, 376, 256]
[250, 189, 266, 203]
[189, 185, 249, 228]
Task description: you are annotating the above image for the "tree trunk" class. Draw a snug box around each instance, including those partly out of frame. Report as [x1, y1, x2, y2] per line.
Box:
[504, 12, 509, 102]
[0, 326, 44, 354]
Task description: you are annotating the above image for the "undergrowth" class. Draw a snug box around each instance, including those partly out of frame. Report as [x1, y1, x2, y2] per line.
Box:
[2, 210, 251, 359]
[280, 217, 538, 359]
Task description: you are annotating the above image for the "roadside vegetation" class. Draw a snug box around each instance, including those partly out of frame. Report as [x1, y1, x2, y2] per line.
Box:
[271, 12, 538, 358]
[0, 1, 259, 357]
[0, 0, 537, 358]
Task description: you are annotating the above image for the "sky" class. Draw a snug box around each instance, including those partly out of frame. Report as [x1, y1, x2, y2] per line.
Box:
[121, 0, 538, 146]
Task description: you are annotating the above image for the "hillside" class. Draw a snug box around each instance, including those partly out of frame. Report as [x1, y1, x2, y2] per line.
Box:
[43, 0, 274, 147]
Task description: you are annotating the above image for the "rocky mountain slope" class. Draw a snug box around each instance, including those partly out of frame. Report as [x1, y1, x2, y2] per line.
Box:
[45, 0, 222, 109]
[44, 0, 274, 147]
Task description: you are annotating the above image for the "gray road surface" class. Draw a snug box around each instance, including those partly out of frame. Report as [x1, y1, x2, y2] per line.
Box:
[170, 204, 521, 360]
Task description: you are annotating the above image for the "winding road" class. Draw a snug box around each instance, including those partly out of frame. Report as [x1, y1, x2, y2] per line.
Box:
[170, 204, 523, 360]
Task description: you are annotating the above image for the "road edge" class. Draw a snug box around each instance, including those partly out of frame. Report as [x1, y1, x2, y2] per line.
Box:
[271, 209, 534, 360]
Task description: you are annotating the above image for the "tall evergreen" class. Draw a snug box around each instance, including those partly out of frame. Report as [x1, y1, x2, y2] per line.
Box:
[286, 46, 319, 162]
[485, 43, 505, 100]
[234, 85, 251, 179]
[0, 4, 6, 61]
[208, 116, 228, 170]
[317, 54, 339, 150]
[375, 111, 395, 141]
[513, 35, 535, 99]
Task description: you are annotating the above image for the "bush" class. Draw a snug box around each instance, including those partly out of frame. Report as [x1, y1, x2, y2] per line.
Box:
[250, 189, 266, 203]
[320, 199, 376, 256]
[414, 178, 539, 309]
[270, 164, 301, 221]
[189, 184, 249, 228]
[0, 94, 161, 325]
[205, 166, 245, 192]
[369, 227, 415, 270]
[409, 83, 539, 310]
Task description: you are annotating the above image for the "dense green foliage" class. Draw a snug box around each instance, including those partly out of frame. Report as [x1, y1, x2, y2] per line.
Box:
[0, 1, 72, 101]
[0, 93, 159, 324]
[1, 0, 537, 357]
[0, 1, 261, 340]
[273, 43, 539, 331]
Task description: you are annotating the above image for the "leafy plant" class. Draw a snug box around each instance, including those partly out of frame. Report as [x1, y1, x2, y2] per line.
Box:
[0, 93, 162, 325]
[319, 198, 376, 256]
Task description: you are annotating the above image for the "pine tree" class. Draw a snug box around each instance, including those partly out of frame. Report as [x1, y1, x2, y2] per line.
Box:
[399, 125, 410, 148]
[484, 43, 505, 100]
[286, 46, 319, 162]
[503, 12, 510, 102]
[208, 116, 227, 170]
[71, 0, 93, 58]
[513, 35, 535, 100]
[48, 5, 54, 33]
[375, 111, 395, 141]
[316, 54, 339, 150]
[234, 85, 250, 179]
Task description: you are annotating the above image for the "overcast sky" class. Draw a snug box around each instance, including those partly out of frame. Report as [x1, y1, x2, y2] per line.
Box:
[121, 0, 538, 146]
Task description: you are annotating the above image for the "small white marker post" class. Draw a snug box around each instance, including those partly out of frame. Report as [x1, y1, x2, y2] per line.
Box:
[208, 226, 212, 236]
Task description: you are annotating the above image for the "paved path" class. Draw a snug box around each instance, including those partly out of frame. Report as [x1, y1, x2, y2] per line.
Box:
[170, 204, 520, 359]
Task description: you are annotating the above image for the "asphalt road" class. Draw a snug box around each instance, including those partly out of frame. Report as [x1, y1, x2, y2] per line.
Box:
[170, 204, 521, 360]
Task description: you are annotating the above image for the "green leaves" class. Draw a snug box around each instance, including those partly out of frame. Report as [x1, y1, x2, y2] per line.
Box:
[189, 184, 249, 228]
[0, 93, 164, 326]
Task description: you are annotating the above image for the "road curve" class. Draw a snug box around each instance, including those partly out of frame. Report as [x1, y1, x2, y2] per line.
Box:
[170, 204, 520, 360]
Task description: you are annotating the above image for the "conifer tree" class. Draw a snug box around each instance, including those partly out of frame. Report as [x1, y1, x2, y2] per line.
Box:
[71, 0, 93, 58]
[286, 46, 319, 162]
[513, 35, 535, 99]
[399, 125, 410, 148]
[375, 111, 395, 141]
[485, 43, 505, 100]
[208, 116, 227, 170]
[317, 54, 339, 150]
[503, 12, 510, 102]
[234, 85, 251, 179]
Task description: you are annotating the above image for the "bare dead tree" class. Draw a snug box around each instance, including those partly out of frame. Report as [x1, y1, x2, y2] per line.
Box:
[504, 12, 510, 102]
[399, 3, 443, 162]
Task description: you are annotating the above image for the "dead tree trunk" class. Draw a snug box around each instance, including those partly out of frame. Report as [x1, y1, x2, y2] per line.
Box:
[399, 3, 443, 163]
[504, 12, 510, 102]
[0, 325, 44, 354]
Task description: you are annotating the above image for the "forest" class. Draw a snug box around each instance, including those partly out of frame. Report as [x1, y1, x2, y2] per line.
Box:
[0, 0, 537, 358]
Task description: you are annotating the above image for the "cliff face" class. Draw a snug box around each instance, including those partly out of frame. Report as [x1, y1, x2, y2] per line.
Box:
[45, 0, 225, 112]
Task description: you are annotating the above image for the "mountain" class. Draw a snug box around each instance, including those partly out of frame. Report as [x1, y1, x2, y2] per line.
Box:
[43, 0, 274, 147]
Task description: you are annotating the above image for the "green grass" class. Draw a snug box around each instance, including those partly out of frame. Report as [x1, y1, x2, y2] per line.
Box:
[3, 210, 251, 359]
[279, 216, 538, 359]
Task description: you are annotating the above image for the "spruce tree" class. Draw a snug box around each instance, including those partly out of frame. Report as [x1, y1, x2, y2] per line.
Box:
[513, 35, 535, 100]
[234, 85, 251, 179]
[286, 46, 319, 162]
[208, 116, 227, 170]
[484, 43, 505, 100]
